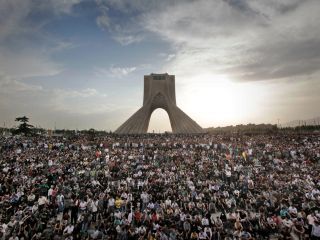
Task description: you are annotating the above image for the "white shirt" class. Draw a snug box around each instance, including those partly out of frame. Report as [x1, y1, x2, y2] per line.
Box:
[79, 201, 87, 210]
[128, 212, 133, 223]
[199, 231, 208, 239]
[108, 198, 115, 207]
[202, 217, 209, 226]
[91, 200, 98, 212]
[312, 224, 320, 237]
[48, 188, 53, 197]
[165, 199, 172, 207]
[288, 206, 297, 214]
[64, 225, 74, 234]
[38, 196, 48, 205]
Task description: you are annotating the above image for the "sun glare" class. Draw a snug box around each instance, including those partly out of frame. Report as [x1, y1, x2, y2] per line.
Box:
[179, 74, 264, 127]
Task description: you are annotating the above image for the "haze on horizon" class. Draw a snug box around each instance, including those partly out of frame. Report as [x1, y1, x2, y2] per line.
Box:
[1, 0, 320, 132]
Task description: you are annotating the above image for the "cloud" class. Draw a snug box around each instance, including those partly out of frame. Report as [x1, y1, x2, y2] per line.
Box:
[112, 34, 143, 45]
[95, 0, 145, 45]
[96, 14, 110, 30]
[166, 54, 176, 62]
[132, 0, 320, 82]
[48, 40, 78, 53]
[0, 0, 84, 89]
[0, 79, 119, 129]
[95, 66, 137, 78]
[91, 0, 320, 81]
[0, 78, 112, 116]
[0, 0, 32, 41]
[96, 0, 110, 30]
[51, 88, 113, 115]
[102, 0, 186, 13]
[0, 74, 43, 93]
[94, 0, 320, 127]
[49, 0, 82, 14]
[0, 47, 63, 80]
[0, 0, 82, 41]
[1, 0, 319, 129]
[0, 0, 81, 83]
[53, 88, 99, 98]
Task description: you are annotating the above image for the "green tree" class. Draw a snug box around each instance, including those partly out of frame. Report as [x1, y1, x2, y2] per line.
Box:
[88, 128, 95, 140]
[15, 116, 34, 135]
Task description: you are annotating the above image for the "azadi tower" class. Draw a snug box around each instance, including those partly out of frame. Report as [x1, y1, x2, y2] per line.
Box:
[115, 73, 203, 134]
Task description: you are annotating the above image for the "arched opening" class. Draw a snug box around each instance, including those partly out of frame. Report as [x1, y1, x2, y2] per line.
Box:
[148, 108, 172, 133]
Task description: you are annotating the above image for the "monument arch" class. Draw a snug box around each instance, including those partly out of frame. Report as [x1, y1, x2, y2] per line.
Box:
[115, 73, 203, 134]
[147, 108, 172, 133]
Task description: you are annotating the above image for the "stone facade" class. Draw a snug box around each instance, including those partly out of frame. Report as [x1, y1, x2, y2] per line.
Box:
[115, 73, 203, 134]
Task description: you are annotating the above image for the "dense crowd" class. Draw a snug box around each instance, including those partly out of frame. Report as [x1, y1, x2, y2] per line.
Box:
[0, 133, 320, 240]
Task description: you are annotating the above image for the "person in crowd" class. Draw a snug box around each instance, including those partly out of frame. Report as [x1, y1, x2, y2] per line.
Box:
[0, 132, 319, 239]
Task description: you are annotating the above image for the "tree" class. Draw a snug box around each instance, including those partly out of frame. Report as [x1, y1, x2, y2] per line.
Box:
[88, 128, 95, 140]
[15, 116, 34, 135]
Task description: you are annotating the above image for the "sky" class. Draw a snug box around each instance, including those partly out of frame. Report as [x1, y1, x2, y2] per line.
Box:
[0, 0, 320, 132]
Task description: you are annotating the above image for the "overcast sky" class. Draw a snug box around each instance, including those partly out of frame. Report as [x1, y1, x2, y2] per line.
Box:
[1, 0, 320, 132]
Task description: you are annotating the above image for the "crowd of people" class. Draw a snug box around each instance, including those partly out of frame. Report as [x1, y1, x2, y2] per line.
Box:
[0, 132, 320, 240]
